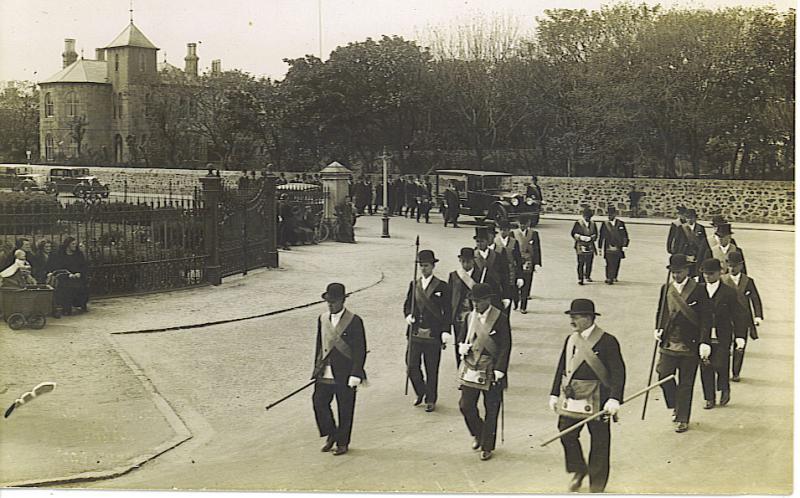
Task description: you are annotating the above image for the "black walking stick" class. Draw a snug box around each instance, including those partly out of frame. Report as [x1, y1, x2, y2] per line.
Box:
[405, 235, 420, 396]
[642, 269, 672, 420]
[265, 380, 316, 411]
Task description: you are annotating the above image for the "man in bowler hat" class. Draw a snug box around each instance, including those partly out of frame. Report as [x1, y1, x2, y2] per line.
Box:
[512, 213, 542, 314]
[672, 209, 711, 278]
[404, 249, 451, 412]
[312, 283, 368, 455]
[550, 299, 626, 493]
[598, 206, 629, 284]
[571, 207, 598, 285]
[721, 251, 763, 382]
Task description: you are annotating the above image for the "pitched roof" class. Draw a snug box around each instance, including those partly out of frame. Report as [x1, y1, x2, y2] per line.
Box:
[157, 61, 183, 74]
[105, 22, 158, 49]
[40, 59, 109, 84]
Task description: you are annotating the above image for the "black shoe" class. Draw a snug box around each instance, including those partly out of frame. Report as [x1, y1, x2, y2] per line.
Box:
[578, 280, 584, 285]
[704, 400, 715, 410]
[613, 278, 619, 282]
[480, 450, 492, 461]
[425, 403, 435, 412]
[605, 279, 612, 284]
[675, 422, 689, 433]
[413, 394, 424, 406]
[569, 472, 586, 492]
[321, 436, 335, 452]
[586, 277, 593, 282]
[719, 390, 731, 406]
[520, 309, 528, 314]
[731, 374, 741, 382]
[471, 437, 481, 450]
[333, 444, 349, 456]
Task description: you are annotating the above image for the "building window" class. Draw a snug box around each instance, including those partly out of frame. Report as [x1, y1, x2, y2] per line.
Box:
[44, 93, 54, 117]
[118, 92, 123, 118]
[144, 93, 151, 117]
[66, 91, 78, 117]
[139, 52, 146, 72]
[115, 53, 120, 72]
[114, 134, 123, 163]
[45, 134, 54, 161]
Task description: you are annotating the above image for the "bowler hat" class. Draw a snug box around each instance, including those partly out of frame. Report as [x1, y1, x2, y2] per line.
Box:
[322, 282, 346, 301]
[518, 213, 532, 224]
[711, 215, 729, 227]
[701, 258, 722, 273]
[473, 226, 492, 241]
[667, 254, 691, 270]
[417, 249, 439, 264]
[582, 207, 594, 217]
[715, 223, 733, 236]
[497, 219, 512, 230]
[564, 298, 601, 316]
[685, 208, 697, 218]
[468, 283, 495, 301]
[458, 247, 475, 260]
[607, 205, 617, 214]
[727, 251, 744, 265]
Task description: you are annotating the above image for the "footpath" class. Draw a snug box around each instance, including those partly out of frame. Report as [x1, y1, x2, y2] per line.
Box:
[0, 242, 383, 487]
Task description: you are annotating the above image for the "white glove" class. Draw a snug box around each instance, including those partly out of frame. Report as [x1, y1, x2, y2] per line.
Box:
[405, 314, 415, 325]
[603, 398, 621, 416]
[654, 329, 663, 341]
[549, 395, 559, 412]
[699, 343, 711, 359]
[493, 370, 505, 380]
[516, 278, 524, 288]
[754, 317, 763, 326]
[441, 332, 452, 343]
[502, 298, 511, 308]
[347, 376, 361, 388]
[735, 338, 746, 349]
[581, 235, 592, 242]
[458, 342, 472, 356]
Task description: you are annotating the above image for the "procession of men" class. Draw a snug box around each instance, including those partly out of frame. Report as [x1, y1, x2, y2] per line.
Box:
[299, 200, 766, 493]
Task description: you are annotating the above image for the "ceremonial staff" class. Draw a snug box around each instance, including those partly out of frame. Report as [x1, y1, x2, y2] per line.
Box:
[540, 374, 676, 447]
[642, 269, 673, 420]
[265, 380, 316, 411]
[405, 236, 420, 395]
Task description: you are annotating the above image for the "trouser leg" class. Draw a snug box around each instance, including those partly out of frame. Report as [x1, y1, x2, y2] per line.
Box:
[585, 252, 594, 279]
[605, 253, 621, 280]
[459, 386, 483, 438]
[422, 341, 442, 403]
[587, 418, 611, 492]
[676, 355, 699, 423]
[334, 384, 357, 446]
[312, 382, 337, 438]
[406, 340, 425, 399]
[480, 384, 503, 451]
[577, 255, 585, 281]
[656, 353, 678, 410]
[712, 345, 730, 393]
[558, 416, 588, 474]
[732, 342, 746, 377]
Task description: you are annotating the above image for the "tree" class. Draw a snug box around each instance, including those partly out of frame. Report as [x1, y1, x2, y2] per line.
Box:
[0, 85, 39, 162]
[68, 115, 88, 157]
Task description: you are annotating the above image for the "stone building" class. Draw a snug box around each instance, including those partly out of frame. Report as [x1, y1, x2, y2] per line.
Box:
[38, 22, 208, 165]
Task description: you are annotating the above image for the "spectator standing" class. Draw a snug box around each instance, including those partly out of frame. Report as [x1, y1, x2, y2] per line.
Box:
[46, 237, 89, 316]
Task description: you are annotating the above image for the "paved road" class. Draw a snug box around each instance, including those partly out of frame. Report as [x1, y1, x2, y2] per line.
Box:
[70, 214, 793, 493]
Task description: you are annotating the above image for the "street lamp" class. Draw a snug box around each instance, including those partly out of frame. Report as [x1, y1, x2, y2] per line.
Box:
[378, 147, 391, 238]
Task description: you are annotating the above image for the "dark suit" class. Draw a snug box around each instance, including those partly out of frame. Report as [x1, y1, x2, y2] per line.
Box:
[475, 247, 512, 300]
[550, 327, 626, 493]
[666, 219, 684, 254]
[513, 226, 542, 311]
[700, 282, 748, 401]
[311, 310, 367, 447]
[494, 234, 523, 308]
[655, 279, 712, 424]
[571, 219, 598, 282]
[403, 276, 451, 404]
[444, 188, 460, 226]
[598, 219, 629, 281]
[448, 268, 502, 366]
[721, 273, 763, 377]
[459, 307, 511, 452]
[672, 223, 711, 278]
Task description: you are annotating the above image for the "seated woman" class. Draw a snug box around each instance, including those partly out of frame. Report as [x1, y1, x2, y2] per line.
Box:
[32, 239, 53, 284]
[46, 237, 89, 316]
[0, 250, 38, 288]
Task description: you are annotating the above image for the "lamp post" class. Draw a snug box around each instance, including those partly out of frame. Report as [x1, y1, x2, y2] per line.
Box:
[379, 147, 391, 238]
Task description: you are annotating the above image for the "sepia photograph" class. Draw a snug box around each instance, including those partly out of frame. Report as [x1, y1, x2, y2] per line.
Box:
[0, 0, 794, 495]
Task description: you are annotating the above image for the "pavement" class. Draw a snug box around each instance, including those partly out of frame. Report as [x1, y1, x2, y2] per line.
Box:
[1, 211, 794, 491]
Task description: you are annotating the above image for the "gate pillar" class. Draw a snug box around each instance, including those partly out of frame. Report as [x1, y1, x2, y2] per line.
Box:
[200, 170, 222, 286]
[320, 161, 352, 221]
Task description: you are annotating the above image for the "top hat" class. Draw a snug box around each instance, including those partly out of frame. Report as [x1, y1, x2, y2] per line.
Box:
[496, 219, 512, 230]
[715, 223, 733, 236]
[518, 213, 532, 224]
[685, 208, 697, 218]
[607, 205, 617, 214]
[666, 254, 691, 270]
[468, 282, 495, 301]
[701, 258, 722, 273]
[458, 247, 476, 260]
[417, 249, 439, 264]
[711, 215, 729, 227]
[582, 207, 594, 217]
[473, 226, 493, 241]
[564, 298, 601, 316]
[322, 282, 346, 301]
[726, 251, 744, 265]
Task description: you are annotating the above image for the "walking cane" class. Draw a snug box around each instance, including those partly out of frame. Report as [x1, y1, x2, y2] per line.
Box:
[642, 269, 672, 420]
[405, 236, 420, 396]
[265, 380, 316, 411]
[540, 374, 676, 447]
[500, 391, 505, 444]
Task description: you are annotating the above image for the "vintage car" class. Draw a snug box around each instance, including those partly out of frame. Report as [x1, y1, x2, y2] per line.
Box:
[434, 169, 541, 225]
[11, 173, 57, 194]
[48, 167, 109, 197]
[0, 165, 33, 189]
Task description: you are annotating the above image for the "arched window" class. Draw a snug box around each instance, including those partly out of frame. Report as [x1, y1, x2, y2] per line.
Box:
[115, 53, 120, 72]
[66, 91, 78, 117]
[139, 52, 146, 72]
[45, 134, 55, 161]
[117, 92, 123, 118]
[114, 134, 123, 163]
[44, 93, 54, 117]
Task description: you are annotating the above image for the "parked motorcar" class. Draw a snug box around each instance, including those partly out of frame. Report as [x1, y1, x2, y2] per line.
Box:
[0, 165, 33, 189]
[11, 173, 57, 194]
[48, 167, 109, 197]
[434, 169, 541, 225]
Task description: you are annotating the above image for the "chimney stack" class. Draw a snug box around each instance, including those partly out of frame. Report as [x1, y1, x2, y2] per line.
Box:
[95, 48, 105, 61]
[211, 59, 221, 75]
[184, 43, 199, 77]
[62, 38, 78, 68]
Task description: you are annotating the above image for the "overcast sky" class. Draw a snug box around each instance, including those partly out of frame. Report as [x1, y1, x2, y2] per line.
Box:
[0, 0, 792, 83]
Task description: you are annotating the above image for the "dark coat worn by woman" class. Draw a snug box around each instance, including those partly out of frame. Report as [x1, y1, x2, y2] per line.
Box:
[47, 249, 89, 309]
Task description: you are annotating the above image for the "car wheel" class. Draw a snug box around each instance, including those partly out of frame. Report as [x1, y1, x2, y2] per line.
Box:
[7, 313, 26, 330]
[45, 183, 57, 195]
[487, 204, 508, 224]
[74, 187, 84, 198]
[28, 314, 46, 330]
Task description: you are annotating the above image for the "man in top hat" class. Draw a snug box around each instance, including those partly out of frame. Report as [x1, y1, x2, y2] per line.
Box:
[666, 206, 688, 255]
[457, 282, 511, 461]
[549, 299, 626, 493]
[494, 220, 525, 310]
[698, 258, 749, 409]
[710, 223, 746, 275]
[654, 254, 712, 433]
[672, 209, 711, 278]
[721, 251, 763, 382]
[512, 213, 542, 314]
[448, 248, 503, 367]
[598, 206, 630, 284]
[443, 181, 461, 228]
[403, 250, 452, 412]
[474, 226, 512, 309]
[571, 207, 598, 285]
[312, 283, 368, 456]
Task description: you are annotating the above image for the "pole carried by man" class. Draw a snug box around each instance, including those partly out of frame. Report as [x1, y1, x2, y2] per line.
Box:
[721, 251, 763, 382]
[403, 249, 451, 412]
[549, 299, 626, 493]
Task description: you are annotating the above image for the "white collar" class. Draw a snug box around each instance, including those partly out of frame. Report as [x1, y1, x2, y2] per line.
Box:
[477, 248, 490, 258]
[487, 243, 496, 251]
[420, 274, 434, 289]
[730, 273, 742, 285]
[719, 244, 731, 253]
[478, 307, 491, 323]
[706, 280, 720, 297]
[580, 323, 597, 339]
[673, 278, 688, 292]
[688, 222, 696, 230]
[500, 236, 510, 246]
[330, 308, 345, 321]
